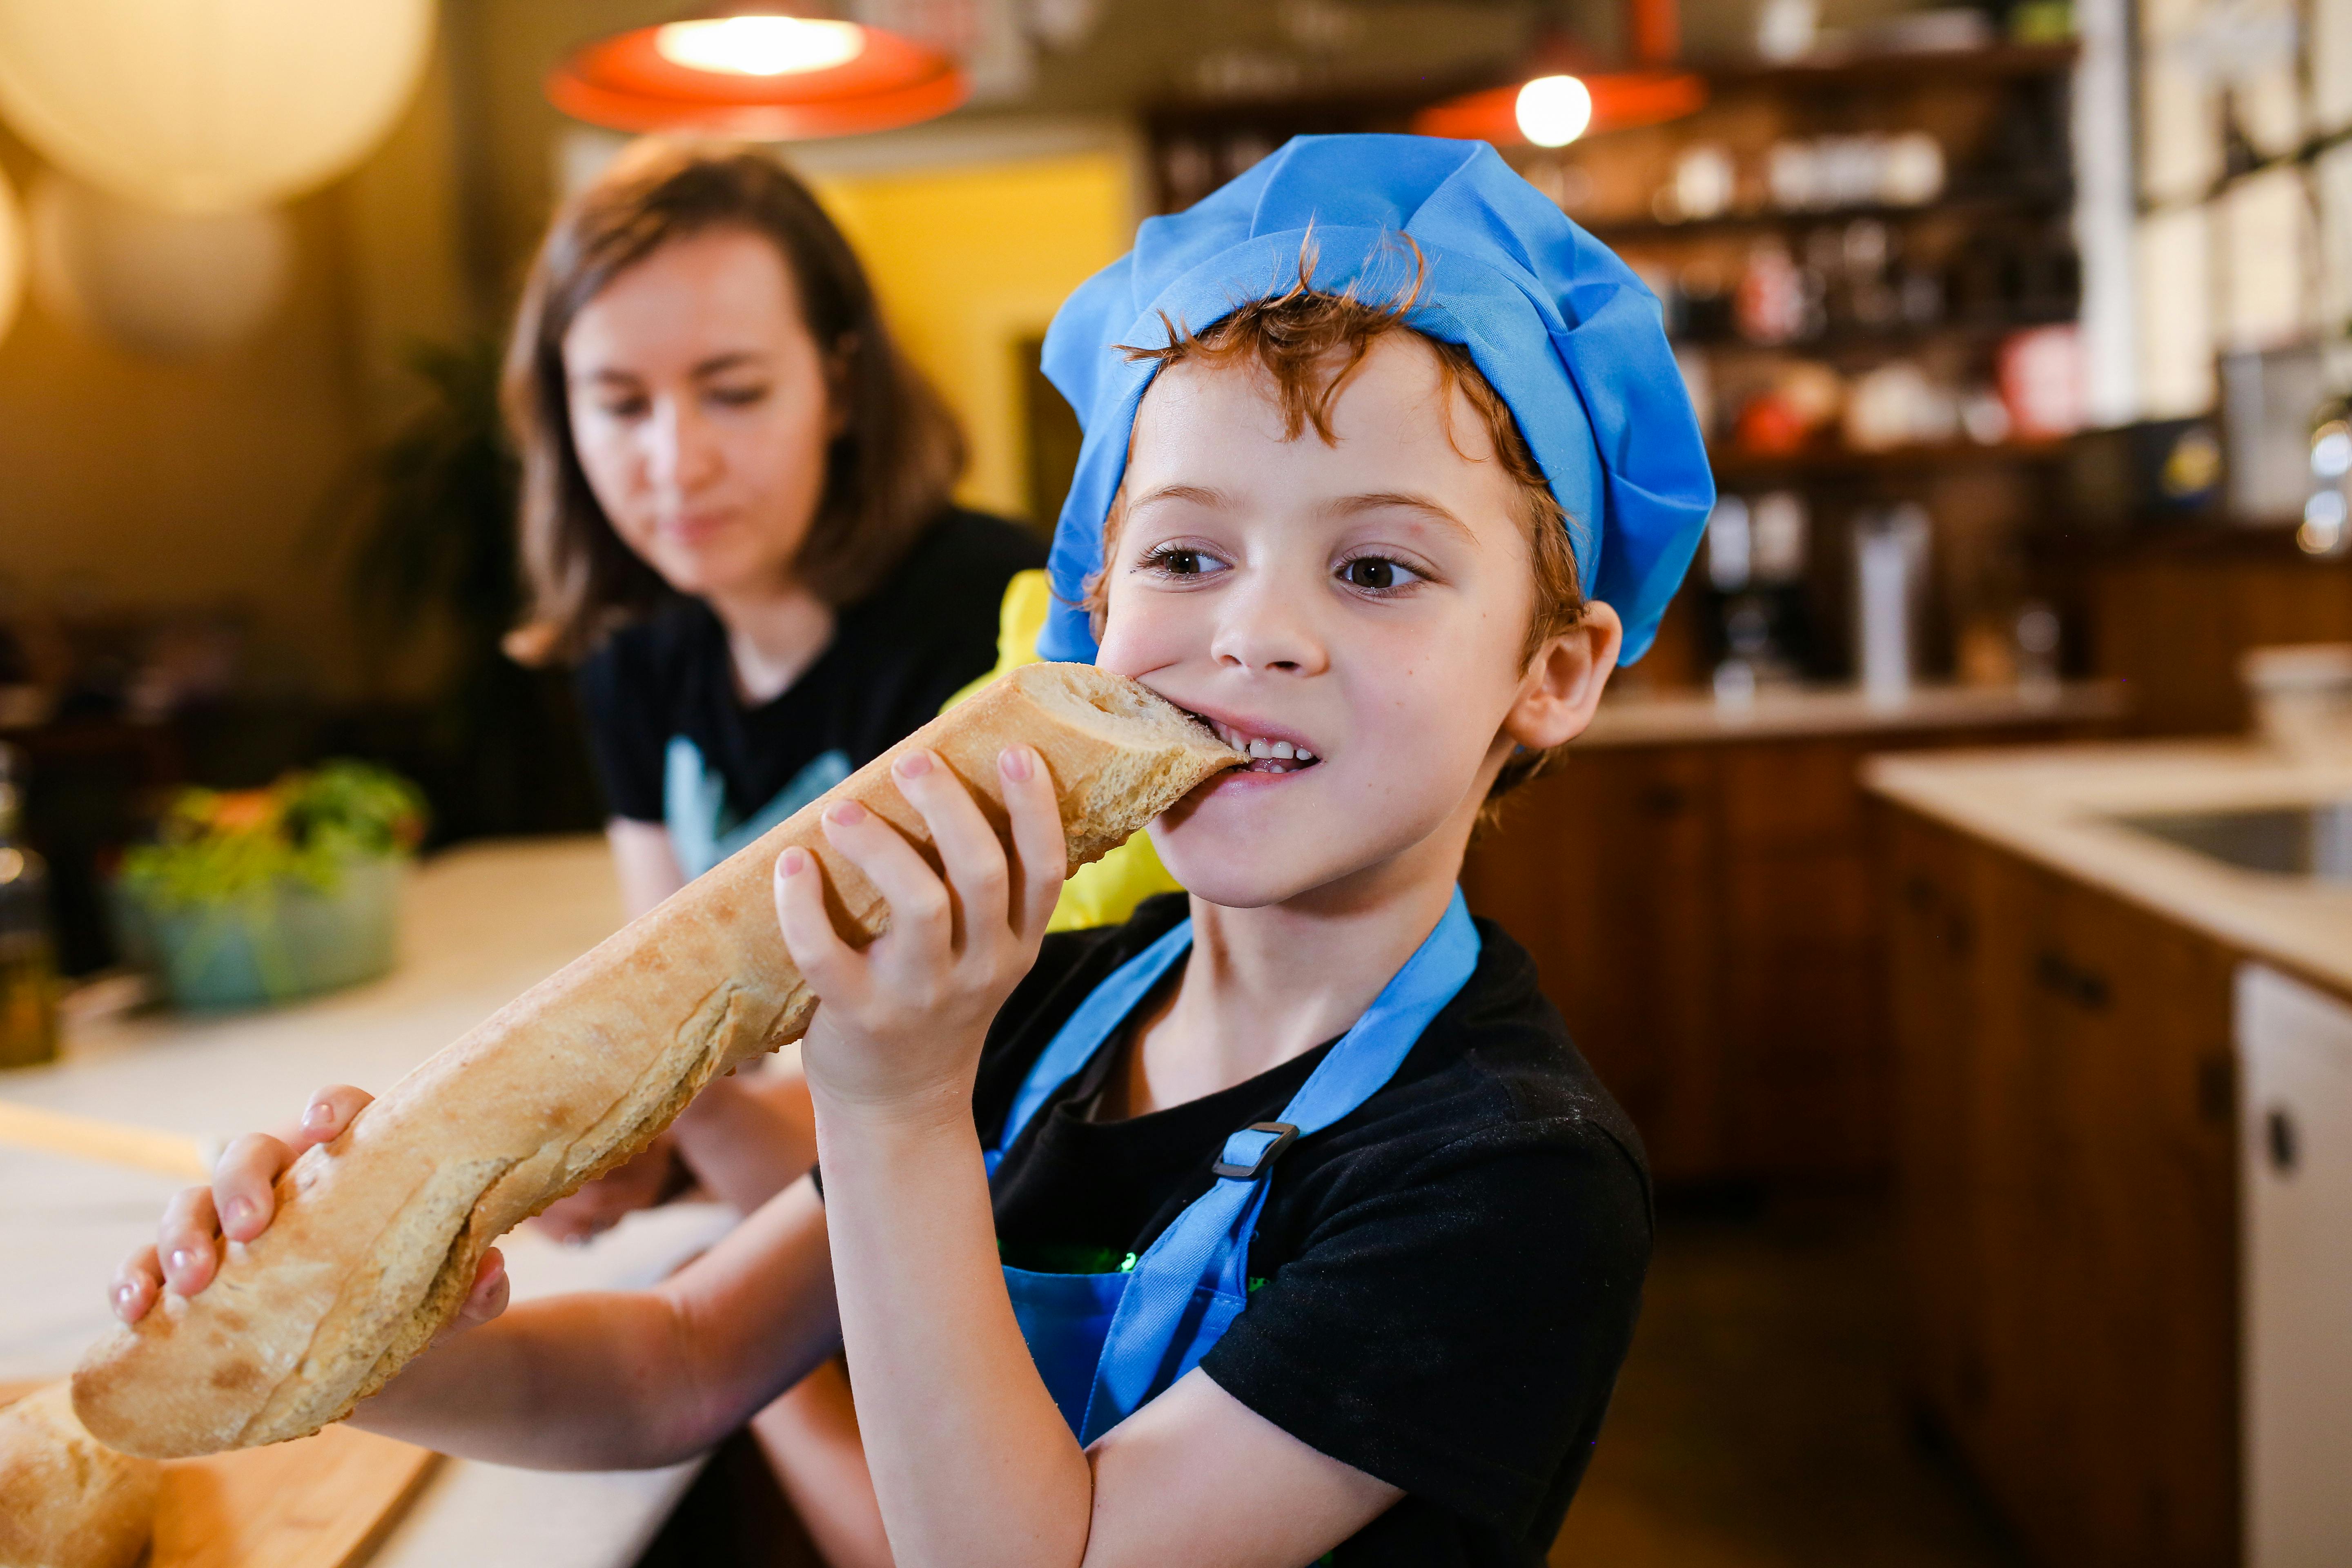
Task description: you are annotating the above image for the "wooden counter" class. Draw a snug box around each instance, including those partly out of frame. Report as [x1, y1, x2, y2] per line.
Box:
[0, 838, 733, 1568]
[1862, 740, 2352, 1568]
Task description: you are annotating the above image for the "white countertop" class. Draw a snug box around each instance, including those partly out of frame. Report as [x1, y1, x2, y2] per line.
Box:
[0, 837, 737, 1568]
[1865, 741, 2352, 1000]
[1581, 679, 2126, 748]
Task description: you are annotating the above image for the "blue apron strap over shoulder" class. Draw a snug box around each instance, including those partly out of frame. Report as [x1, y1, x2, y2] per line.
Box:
[989, 889, 1481, 1443]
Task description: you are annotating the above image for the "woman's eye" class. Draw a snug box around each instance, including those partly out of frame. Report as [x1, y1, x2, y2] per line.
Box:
[1339, 556, 1420, 592]
[597, 398, 648, 420]
[709, 384, 769, 408]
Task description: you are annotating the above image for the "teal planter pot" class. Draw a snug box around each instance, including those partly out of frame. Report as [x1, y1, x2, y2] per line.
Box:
[114, 855, 404, 1010]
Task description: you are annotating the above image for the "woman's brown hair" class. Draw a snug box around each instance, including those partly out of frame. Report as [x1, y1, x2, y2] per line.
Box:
[503, 140, 965, 663]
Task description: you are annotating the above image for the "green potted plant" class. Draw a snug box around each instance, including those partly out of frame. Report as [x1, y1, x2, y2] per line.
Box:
[113, 761, 426, 1009]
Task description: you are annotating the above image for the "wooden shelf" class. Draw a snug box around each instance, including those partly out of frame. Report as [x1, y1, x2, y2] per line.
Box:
[1710, 439, 2069, 482]
[1582, 185, 2072, 245]
[1694, 40, 2080, 91]
[1673, 312, 2079, 354]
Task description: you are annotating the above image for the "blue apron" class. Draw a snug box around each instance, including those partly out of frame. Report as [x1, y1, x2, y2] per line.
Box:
[664, 736, 851, 880]
[987, 889, 1481, 1443]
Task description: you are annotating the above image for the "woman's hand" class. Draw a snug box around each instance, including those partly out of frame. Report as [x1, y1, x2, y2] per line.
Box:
[530, 1134, 687, 1243]
[109, 1084, 508, 1338]
[774, 745, 1065, 1120]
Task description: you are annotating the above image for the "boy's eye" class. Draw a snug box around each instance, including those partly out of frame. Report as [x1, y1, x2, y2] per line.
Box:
[1338, 556, 1421, 592]
[1142, 545, 1225, 577]
[597, 397, 648, 420]
[709, 384, 769, 407]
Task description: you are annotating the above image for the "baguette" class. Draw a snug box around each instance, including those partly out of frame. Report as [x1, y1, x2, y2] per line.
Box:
[73, 664, 1236, 1459]
[0, 1383, 162, 1568]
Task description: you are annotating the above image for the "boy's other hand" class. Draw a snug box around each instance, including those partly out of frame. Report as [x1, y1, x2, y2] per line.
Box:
[774, 744, 1064, 1120]
[109, 1083, 508, 1339]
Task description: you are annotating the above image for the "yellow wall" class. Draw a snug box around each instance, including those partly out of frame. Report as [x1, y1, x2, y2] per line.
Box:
[808, 152, 1130, 523]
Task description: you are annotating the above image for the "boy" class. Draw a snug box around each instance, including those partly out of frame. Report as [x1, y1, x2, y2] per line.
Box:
[118, 135, 1713, 1566]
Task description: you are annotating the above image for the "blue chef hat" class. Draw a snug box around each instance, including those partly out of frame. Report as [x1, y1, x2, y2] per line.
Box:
[1037, 133, 1715, 666]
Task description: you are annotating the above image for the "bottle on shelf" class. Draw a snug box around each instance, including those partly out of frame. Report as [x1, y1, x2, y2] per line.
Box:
[0, 743, 60, 1069]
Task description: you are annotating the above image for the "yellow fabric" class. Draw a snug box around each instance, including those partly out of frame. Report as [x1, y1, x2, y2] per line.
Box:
[942, 569, 1185, 932]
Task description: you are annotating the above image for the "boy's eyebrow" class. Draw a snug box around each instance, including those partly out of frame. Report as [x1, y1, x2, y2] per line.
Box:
[1127, 483, 1235, 514]
[1323, 491, 1480, 544]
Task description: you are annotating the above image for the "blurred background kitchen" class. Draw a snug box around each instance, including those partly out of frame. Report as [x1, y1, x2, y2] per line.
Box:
[3, 0, 2350, 1564]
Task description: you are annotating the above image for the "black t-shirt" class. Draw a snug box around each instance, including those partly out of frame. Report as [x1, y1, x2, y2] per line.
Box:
[980, 895, 1653, 1566]
[575, 508, 1044, 825]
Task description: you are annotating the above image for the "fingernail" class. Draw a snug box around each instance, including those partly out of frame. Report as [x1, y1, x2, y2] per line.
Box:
[1000, 746, 1033, 783]
[115, 1283, 137, 1310]
[826, 799, 867, 826]
[778, 846, 808, 877]
[167, 1248, 194, 1276]
[893, 750, 932, 779]
[303, 1100, 334, 1129]
[225, 1197, 254, 1229]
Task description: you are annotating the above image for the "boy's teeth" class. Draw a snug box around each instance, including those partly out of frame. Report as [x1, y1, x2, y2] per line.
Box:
[1247, 738, 1272, 758]
[1270, 740, 1295, 760]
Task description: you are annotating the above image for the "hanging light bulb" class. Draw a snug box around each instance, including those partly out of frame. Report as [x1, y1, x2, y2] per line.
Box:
[548, 7, 966, 141]
[1412, 0, 1704, 151]
[655, 16, 866, 76]
[1515, 76, 1594, 147]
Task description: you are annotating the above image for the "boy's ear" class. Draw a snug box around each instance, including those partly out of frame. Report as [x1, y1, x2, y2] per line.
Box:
[1503, 600, 1623, 753]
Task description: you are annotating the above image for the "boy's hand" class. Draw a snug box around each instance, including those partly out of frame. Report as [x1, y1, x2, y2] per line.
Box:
[110, 1084, 508, 1341]
[774, 745, 1065, 1121]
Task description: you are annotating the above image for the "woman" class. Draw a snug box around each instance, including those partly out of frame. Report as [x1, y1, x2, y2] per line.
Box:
[506, 140, 1041, 1565]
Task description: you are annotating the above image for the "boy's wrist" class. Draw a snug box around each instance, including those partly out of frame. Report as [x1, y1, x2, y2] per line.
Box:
[806, 1069, 976, 1143]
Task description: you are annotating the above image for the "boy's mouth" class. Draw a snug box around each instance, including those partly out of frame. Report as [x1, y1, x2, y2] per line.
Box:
[1178, 707, 1322, 776]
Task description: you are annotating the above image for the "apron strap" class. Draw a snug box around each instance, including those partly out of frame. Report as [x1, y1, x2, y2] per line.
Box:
[985, 916, 1194, 1176]
[1076, 889, 1482, 1441]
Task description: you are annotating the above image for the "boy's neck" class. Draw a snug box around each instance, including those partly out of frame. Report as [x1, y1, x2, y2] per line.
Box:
[1119, 827, 1470, 1118]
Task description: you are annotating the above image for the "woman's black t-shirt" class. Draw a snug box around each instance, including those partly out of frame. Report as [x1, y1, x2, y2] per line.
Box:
[979, 893, 1653, 1566]
[575, 507, 1044, 828]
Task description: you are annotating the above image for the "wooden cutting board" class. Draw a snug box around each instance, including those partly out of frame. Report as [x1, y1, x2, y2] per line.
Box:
[1, 1380, 438, 1568]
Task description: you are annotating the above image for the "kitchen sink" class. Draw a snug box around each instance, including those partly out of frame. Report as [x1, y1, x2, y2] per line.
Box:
[2113, 801, 2352, 882]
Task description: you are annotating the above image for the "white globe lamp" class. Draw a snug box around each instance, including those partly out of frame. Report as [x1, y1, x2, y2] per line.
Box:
[0, 0, 434, 214]
[29, 171, 293, 358]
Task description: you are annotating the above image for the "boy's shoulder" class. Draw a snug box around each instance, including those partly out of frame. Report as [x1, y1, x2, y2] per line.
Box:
[988, 896, 1648, 1192]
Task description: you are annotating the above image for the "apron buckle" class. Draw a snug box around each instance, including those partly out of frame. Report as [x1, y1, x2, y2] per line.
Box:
[1211, 1121, 1299, 1181]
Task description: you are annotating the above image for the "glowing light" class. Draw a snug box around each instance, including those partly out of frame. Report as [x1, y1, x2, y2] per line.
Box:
[1515, 75, 1593, 147]
[655, 17, 864, 76]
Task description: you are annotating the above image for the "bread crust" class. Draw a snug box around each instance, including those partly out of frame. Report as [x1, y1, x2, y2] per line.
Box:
[72, 664, 1235, 1459]
[0, 1383, 162, 1568]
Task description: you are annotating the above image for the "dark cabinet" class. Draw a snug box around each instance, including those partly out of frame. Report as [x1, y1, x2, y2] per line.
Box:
[1460, 718, 2109, 1183]
[1881, 808, 2240, 1567]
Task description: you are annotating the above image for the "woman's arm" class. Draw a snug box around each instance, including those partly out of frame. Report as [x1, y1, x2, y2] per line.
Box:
[114, 1089, 844, 1472]
[608, 817, 687, 918]
[777, 749, 1399, 1568]
[353, 1174, 844, 1468]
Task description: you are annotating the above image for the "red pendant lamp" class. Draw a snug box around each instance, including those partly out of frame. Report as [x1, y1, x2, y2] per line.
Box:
[1413, 0, 1705, 148]
[548, 7, 967, 140]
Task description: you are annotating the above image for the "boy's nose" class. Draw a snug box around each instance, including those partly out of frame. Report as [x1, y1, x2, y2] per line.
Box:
[1210, 575, 1327, 675]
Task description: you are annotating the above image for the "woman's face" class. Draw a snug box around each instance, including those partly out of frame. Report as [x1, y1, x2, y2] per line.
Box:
[563, 226, 843, 602]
